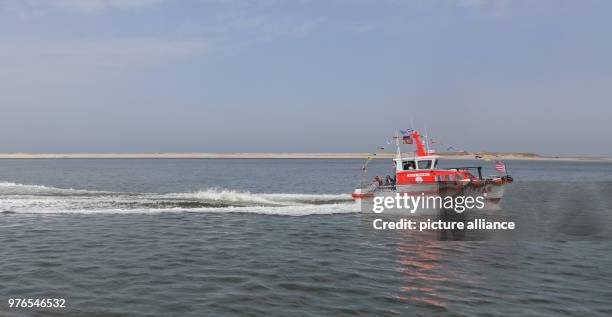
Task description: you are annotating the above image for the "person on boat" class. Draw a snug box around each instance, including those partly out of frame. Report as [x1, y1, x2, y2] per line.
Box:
[374, 176, 383, 186]
[403, 162, 415, 170]
[385, 175, 393, 186]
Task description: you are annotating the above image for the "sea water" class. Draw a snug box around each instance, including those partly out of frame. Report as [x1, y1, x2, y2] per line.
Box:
[1, 159, 611, 316]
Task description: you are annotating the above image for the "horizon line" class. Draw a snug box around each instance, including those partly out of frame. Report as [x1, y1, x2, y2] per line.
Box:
[0, 152, 610, 161]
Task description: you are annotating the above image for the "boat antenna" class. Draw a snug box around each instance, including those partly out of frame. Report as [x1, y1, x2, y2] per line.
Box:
[424, 122, 430, 155]
[409, 118, 416, 156]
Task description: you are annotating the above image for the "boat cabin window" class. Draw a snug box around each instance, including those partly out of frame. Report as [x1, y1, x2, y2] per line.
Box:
[402, 160, 416, 170]
[417, 160, 432, 170]
[435, 175, 441, 182]
[456, 174, 463, 181]
[446, 174, 454, 181]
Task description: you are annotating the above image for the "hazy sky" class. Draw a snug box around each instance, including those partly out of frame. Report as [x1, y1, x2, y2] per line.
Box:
[1, 0, 610, 155]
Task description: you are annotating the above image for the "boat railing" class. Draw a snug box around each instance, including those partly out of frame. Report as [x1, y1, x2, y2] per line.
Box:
[446, 166, 483, 179]
[359, 181, 396, 192]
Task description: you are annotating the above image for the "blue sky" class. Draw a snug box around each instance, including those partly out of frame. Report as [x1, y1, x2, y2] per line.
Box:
[1, 0, 610, 155]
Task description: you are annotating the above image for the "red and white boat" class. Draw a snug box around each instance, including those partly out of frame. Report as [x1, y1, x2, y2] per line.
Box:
[352, 130, 513, 207]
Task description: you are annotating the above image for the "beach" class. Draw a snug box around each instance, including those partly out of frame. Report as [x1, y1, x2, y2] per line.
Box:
[0, 152, 609, 161]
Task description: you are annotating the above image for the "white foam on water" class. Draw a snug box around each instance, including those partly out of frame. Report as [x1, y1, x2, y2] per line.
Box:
[0, 182, 357, 216]
[0, 181, 112, 196]
[165, 188, 352, 204]
[165, 188, 283, 205]
[1, 203, 358, 216]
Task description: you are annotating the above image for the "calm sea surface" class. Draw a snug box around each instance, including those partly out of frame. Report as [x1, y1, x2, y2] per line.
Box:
[1, 159, 611, 316]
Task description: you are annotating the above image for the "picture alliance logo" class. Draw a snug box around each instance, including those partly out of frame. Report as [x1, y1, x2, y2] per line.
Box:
[371, 193, 486, 213]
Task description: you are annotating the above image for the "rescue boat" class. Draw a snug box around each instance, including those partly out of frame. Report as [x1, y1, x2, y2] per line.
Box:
[352, 130, 513, 207]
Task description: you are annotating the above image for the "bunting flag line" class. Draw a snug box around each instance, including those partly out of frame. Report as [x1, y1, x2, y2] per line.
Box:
[361, 136, 394, 173]
[361, 129, 485, 174]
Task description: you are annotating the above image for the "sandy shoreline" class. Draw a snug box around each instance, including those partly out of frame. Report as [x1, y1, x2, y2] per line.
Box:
[0, 152, 609, 161]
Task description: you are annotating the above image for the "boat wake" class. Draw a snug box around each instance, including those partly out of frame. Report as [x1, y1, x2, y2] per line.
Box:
[0, 182, 357, 216]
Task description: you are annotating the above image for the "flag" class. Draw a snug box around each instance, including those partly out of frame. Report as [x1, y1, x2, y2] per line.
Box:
[399, 129, 408, 135]
[495, 161, 506, 173]
[402, 135, 413, 144]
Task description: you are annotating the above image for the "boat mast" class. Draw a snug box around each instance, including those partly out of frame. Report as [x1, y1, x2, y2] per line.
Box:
[411, 131, 427, 157]
[395, 130, 402, 160]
